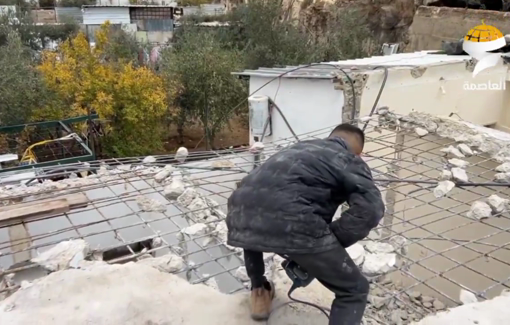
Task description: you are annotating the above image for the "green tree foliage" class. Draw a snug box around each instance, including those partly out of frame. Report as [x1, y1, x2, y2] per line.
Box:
[0, 11, 79, 51]
[160, 28, 247, 149]
[0, 29, 49, 126]
[214, 0, 376, 68]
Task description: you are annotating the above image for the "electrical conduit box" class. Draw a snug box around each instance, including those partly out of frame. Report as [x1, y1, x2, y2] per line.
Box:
[248, 95, 271, 137]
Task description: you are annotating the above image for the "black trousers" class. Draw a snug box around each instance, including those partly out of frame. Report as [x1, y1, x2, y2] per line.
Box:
[243, 246, 369, 325]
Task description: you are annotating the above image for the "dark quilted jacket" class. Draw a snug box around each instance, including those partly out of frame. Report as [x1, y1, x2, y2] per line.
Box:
[226, 137, 385, 254]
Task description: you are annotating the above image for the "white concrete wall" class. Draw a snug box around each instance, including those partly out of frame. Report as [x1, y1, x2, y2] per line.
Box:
[359, 63, 508, 126]
[83, 7, 130, 25]
[247, 77, 345, 146]
[246, 61, 510, 146]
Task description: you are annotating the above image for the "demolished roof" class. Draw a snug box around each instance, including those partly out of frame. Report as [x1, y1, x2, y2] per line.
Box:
[1, 111, 510, 324]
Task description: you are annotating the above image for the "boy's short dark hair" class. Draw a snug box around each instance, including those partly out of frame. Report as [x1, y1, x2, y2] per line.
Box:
[329, 123, 365, 146]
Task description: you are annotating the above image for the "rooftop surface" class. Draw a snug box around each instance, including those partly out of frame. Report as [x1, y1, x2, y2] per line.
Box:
[233, 51, 471, 78]
[1, 112, 510, 324]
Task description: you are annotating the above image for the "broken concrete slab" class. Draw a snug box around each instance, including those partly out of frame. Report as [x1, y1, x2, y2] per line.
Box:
[457, 143, 473, 156]
[31, 239, 89, 272]
[495, 172, 510, 183]
[412, 294, 510, 325]
[365, 241, 395, 254]
[433, 181, 455, 198]
[415, 127, 429, 137]
[177, 188, 199, 207]
[154, 166, 174, 183]
[467, 201, 492, 220]
[164, 179, 186, 200]
[211, 160, 236, 169]
[234, 266, 250, 282]
[495, 162, 510, 173]
[187, 197, 214, 221]
[362, 253, 396, 275]
[487, 194, 509, 214]
[440, 146, 464, 158]
[346, 243, 365, 266]
[439, 170, 452, 180]
[451, 167, 469, 183]
[136, 253, 184, 273]
[181, 223, 210, 237]
[136, 195, 167, 213]
[448, 158, 469, 168]
[459, 289, 478, 305]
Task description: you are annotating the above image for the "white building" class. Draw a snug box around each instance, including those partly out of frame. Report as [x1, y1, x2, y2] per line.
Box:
[82, 4, 181, 44]
[233, 51, 510, 145]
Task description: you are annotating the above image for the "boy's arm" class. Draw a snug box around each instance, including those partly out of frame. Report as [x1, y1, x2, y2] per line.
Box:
[329, 157, 385, 248]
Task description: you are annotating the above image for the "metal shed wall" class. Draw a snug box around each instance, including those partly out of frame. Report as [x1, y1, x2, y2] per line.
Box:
[55, 7, 83, 23]
[83, 7, 130, 25]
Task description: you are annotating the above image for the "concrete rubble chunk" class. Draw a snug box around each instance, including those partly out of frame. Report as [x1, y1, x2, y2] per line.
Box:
[433, 181, 455, 198]
[467, 201, 492, 220]
[142, 156, 156, 164]
[175, 147, 188, 163]
[365, 241, 395, 254]
[202, 274, 219, 291]
[234, 266, 250, 282]
[457, 143, 473, 156]
[154, 166, 174, 183]
[439, 170, 452, 180]
[415, 127, 429, 137]
[440, 146, 464, 158]
[136, 253, 184, 273]
[494, 172, 510, 183]
[164, 179, 186, 200]
[136, 195, 166, 213]
[495, 162, 510, 173]
[433, 299, 445, 310]
[459, 289, 478, 305]
[448, 158, 469, 168]
[151, 237, 164, 248]
[187, 197, 214, 221]
[31, 240, 89, 272]
[346, 243, 366, 266]
[177, 188, 198, 207]
[362, 253, 396, 275]
[212, 160, 235, 168]
[180, 223, 210, 237]
[389, 235, 408, 255]
[451, 167, 469, 183]
[487, 194, 509, 214]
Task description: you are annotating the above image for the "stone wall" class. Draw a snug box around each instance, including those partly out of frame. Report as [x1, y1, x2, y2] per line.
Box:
[408, 6, 510, 51]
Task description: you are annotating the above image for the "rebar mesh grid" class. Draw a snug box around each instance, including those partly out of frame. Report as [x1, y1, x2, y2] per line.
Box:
[1, 116, 510, 323]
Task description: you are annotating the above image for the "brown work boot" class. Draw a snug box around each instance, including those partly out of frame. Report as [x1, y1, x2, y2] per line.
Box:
[250, 281, 275, 321]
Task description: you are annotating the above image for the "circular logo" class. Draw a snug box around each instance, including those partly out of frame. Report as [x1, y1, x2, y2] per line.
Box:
[462, 21, 506, 77]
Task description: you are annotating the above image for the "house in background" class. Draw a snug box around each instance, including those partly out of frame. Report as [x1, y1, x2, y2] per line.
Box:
[82, 4, 182, 44]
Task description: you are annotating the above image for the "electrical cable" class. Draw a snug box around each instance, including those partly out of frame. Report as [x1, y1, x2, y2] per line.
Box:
[267, 284, 330, 325]
[361, 66, 389, 131]
[211, 63, 356, 134]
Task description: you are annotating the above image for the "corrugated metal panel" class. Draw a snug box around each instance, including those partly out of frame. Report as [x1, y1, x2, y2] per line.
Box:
[55, 7, 83, 23]
[233, 51, 472, 79]
[144, 19, 173, 32]
[83, 7, 130, 25]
